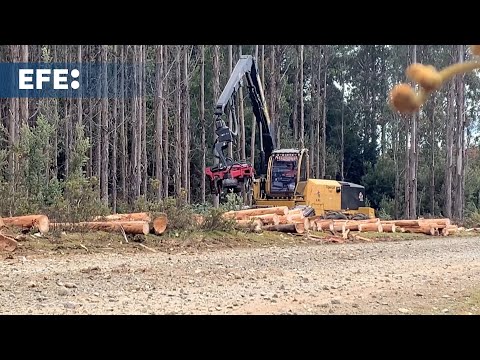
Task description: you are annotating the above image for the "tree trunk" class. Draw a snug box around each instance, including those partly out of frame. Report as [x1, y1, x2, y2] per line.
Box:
[299, 45, 304, 149]
[250, 45, 259, 168]
[408, 44, 417, 219]
[120, 45, 127, 201]
[239, 45, 246, 162]
[175, 45, 182, 198]
[270, 45, 277, 146]
[321, 48, 327, 178]
[163, 46, 170, 198]
[315, 46, 322, 179]
[131, 45, 139, 200]
[445, 77, 455, 219]
[19, 45, 29, 127]
[294, 48, 299, 143]
[212, 45, 221, 207]
[309, 47, 315, 176]
[141, 45, 148, 196]
[112, 45, 118, 212]
[8, 45, 19, 189]
[453, 44, 465, 221]
[183, 45, 190, 202]
[228, 45, 233, 159]
[201, 45, 206, 204]
[340, 79, 345, 181]
[155, 45, 164, 201]
[101, 45, 109, 205]
[430, 97, 436, 216]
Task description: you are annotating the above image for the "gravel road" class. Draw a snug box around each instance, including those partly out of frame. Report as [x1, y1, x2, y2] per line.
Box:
[1, 236, 479, 314]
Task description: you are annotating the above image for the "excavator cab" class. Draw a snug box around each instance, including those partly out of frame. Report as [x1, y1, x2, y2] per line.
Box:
[266, 149, 309, 198]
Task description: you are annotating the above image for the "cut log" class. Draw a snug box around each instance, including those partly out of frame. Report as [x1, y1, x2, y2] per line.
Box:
[235, 219, 263, 232]
[287, 209, 303, 215]
[358, 223, 383, 233]
[402, 225, 436, 235]
[0, 217, 4, 228]
[223, 206, 289, 220]
[277, 215, 290, 225]
[441, 225, 458, 236]
[0, 233, 18, 252]
[315, 220, 333, 231]
[93, 212, 151, 222]
[286, 213, 304, 222]
[152, 213, 168, 235]
[248, 213, 280, 225]
[2, 215, 49, 234]
[418, 218, 451, 226]
[330, 222, 346, 234]
[294, 218, 310, 231]
[380, 220, 419, 227]
[263, 223, 305, 234]
[381, 224, 396, 233]
[52, 221, 150, 235]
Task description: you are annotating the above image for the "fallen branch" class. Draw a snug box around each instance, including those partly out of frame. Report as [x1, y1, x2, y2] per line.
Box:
[138, 243, 157, 253]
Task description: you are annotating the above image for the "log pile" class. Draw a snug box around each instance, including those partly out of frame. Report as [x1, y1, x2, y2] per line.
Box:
[223, 206, 461, 238]
[52, 212, 169, 236]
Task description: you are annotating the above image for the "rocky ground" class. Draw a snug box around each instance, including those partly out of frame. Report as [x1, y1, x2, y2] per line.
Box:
[1, 234, 479, 315]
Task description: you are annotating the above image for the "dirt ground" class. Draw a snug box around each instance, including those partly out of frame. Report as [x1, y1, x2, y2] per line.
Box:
[1, 230, 480, 315]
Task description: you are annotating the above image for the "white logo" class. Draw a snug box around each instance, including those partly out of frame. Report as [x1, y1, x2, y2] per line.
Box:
[359, 192, 364, 202]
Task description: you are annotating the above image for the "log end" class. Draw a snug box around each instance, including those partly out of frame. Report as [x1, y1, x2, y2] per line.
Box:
[153, 213, 168, 235]
[35, 215, 50, 234]
[0, 234, 18, 252]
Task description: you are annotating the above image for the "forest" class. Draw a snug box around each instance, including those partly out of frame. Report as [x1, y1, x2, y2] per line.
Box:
[0, 45, 479, 224]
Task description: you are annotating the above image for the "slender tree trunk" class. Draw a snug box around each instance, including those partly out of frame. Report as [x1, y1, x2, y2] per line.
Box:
[175, 45, 182, 198]
[294, 48, 299, 143]
[201, 45, 206, 204]
[309, 47, 315, 175]
[393, 113, 400, 219]
[131, 45, 139, 200]
[212, 45, 220, 207]
[408, 44, 417, 219]
[227, 45, 233, 159]
[120, 45, 127, 201]
[141, 45, 148, 196]
[430, 98, 436, 216]
[340, 78, 345, 181]
[163, 46, 170, 198]
[239, 45, 246, 162]
[100, 45, 109, 205]
[321, 48, 327, 178]
[299, 45, 304, 149]
[250, 45, 259, 168]
[315, 46, 321, 179]
[453, 44, 465, 221]
[112, 45, 118, 212]
[8, 45, 19, 188]
[19, 45, 28, 127]
[77, 45, 83, 129]
[445, 78, 455, 219]
[182, 45, 190, 200]
[270, 45, 277, 147]
[155, 45, 164, 201]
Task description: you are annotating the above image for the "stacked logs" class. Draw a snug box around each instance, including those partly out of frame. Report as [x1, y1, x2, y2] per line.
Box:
[51, 212, 169, 236]
[222, 206, 459, 238]
[223, 206, 310, 234]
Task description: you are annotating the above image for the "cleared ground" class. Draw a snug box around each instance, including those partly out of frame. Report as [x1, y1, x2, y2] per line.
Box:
[1, 231, 479, 315]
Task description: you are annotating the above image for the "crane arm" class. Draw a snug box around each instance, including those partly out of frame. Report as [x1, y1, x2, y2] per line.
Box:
[213, 54, 276, 174]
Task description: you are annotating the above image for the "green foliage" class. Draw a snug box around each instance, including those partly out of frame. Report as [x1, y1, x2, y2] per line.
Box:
[200, 207, 236, 231]
[378, 196, 395, 220]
